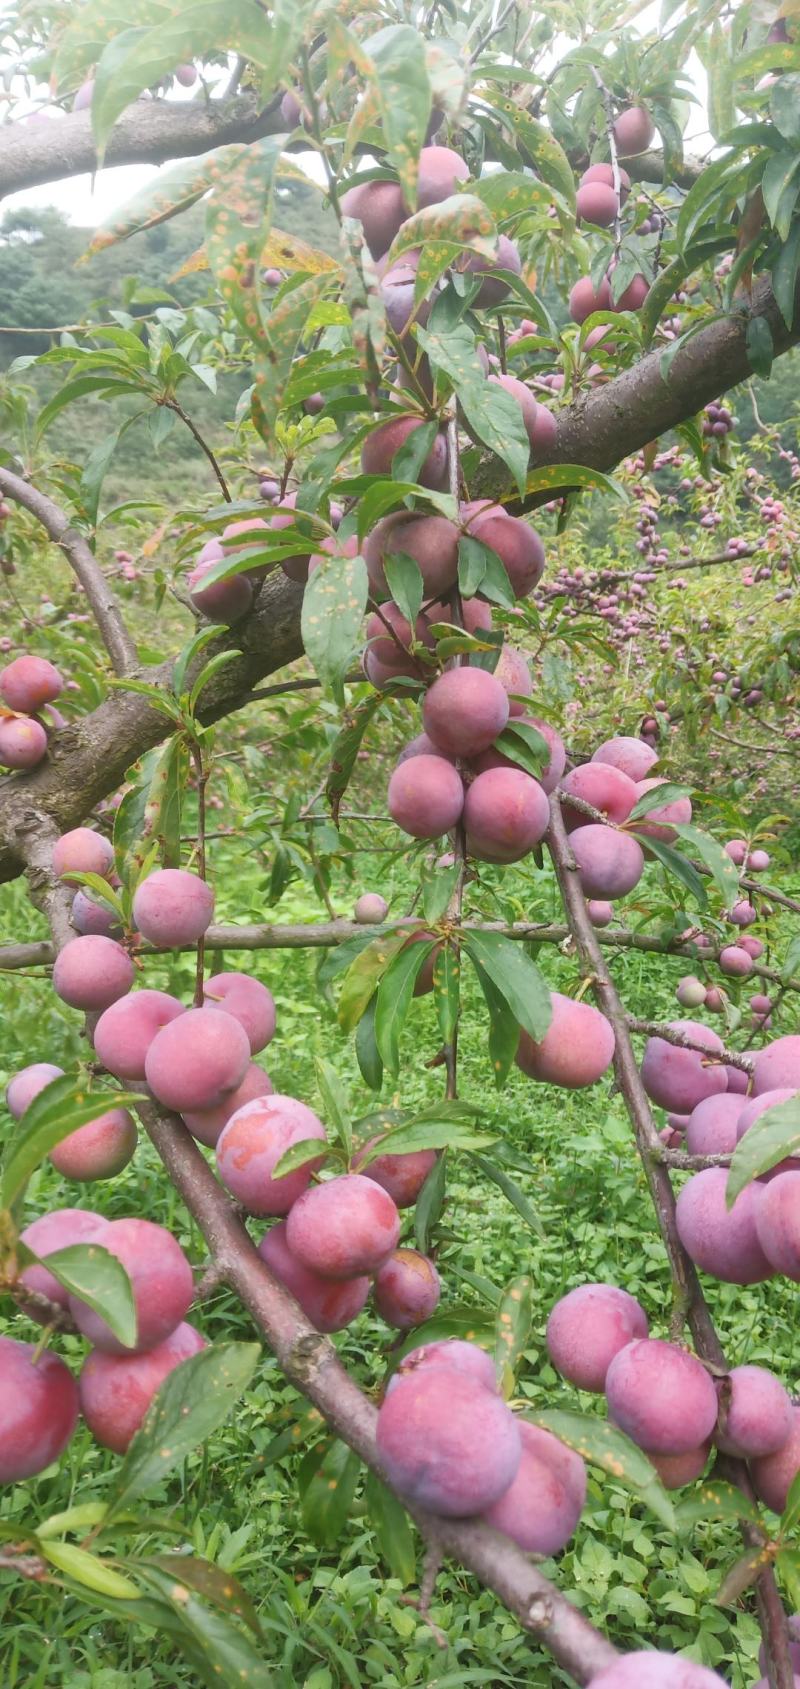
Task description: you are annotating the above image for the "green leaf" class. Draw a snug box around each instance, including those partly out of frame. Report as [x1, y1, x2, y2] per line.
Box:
[132, 1562, 273, 1689]
[338, 931, 409, 1032]
[105, 1343, 260, 1524]
[493, 721, 549, 778]
[471, 1151, 543, 1236]
[746, 313, 775, 378]
[421, 861, 459, 924]
[630, 783, 692, 819]
[114, 737, 188, 886]
[270, 1138, 330, 1181]
[301, 551, 368, 704]
[763, 148, 800, 237]
[1, 1079, 139, 1208]
[315, 1058, 352, 1158]
[772, 76, 800, 145]
[495, 1275, 532, 1394]
[458, 533, 490, 597]
[324, 691, 382, 827]
[481, 98, 576, 209]
[469, 957, 521, 1089]
[389, 417, 440, 484]
[37, 1503, 109, 1541]
[523, 462, 627, 503]
[41, 1541, 139, 1600]
[414, 1150, 447, 1252]
[355, 994, 384, 1092]
[383, 551, 424, 630]
[530, 1410, 675, 1529]
[172, 625, 220, 698]
[85, 146, 247, 255]
[388, 193, 497, 267]
[416, 324, 529, 497]
[772, 220, 800, 330]
[37, 374, 149, 437]
[783, 1468, 800, 1535]
[364, 1470, 416, 1584]
[374, 941, 435, 1075]
[152, 1555, 262, 1639]
[714, 1545, 773, 1607]
[777, 1546, 800, 1611]
[676, 1478, 760, 1528]
[639, 833, 708, 908]
[727, 1096, 800, 1203]
[463, 931, 551, 1042]
[299, 1439, 361, 1547]
[252, 273, 333, 447]
[359, 1113, 497, 1159]
[469, 169, 555, 222]
[433, 943, 460, 1045]
[670, 823, 741, 906]
[34, 1243, 136, 1350]
[363, 25, 431, 205]
[781, 932, 800, 985]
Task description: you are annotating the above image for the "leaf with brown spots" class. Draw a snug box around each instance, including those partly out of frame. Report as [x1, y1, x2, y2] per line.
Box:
[495, 1274, 532, 1396]
[252, 271, 334, 448]
[205, 137, 284, 345]
[301, 545, 369, 703]
[361, 24, 432, 205]
[529, 1409, 676, 1528]
[153, 1556, 263, 1638]
[298, 1437, 362, 1547]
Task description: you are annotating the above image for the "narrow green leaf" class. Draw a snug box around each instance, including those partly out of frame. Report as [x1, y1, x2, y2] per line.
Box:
[471, 1152, 543, 1236]
[530, 1410, 675, 1529]
[153, 1555, 262, 1639]
[676, 1478, 760, 1528]
[374, 941, 435, 1075]
[337, 931, 409, 1033]
[433, 943, 460, 1045]
[495, 1275, 532, 1394]
[630, 783, 692, 819]
[746, 314, 774, 378]
[414, 1150, 447, 1252]
[270, 1138, 330, 1180]
[670, 823, 741, 906]
[772, 75, 800, 145]
[523, 462, 627, 502]
[772, 220, 800, 330]
[363, 25, 431, 205]
[383, 551, 424, 630]
[36, 1243, 136, 1350]
[421, 861, 459, 924]
[361, 1116, 497, 1158]
[639, 833, 708, 908]
[463, 931, 551, 1042]
[355, 994, 384, 1092]
[325, 692, 382, 826]
[314, 1057, 352, 1157]
[493, 721, 549, 778]
[299, 1439, 361, 1547]
[301, 551, 369, 703]
[41, 1542, 139, 1600]
[727, 1097, 800, 1203]
[364, 1470, 416, 1585]
[714, 1545, 773, 1607]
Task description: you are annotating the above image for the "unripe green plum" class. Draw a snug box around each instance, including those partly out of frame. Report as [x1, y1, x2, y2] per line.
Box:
[364, 512, 459, 600]
[145, 1006, 251, 1112]
[676, 976, 706, 1008]
[376, 1367, 520, 1515]
[361, 416, 448, 490]
[561, 761, 638, 827]
[517, 991, 615, 1088]
[50, 1107, 137, 1182]
[569, 824, 645, 900]
[612, 105, 656, 157]
[286, 1173, 400, 1279]
[374, 1249, 441, 1327]
[640, 1021, 727, 1113]
[605, 1337, 718, 1454]
[631, 778, 692, 842]
[352, 1139, 436, 1206]
[79, 1322, 207, 1453]
[588, 1654, 727, 1687]
[546, 1283, 648, 1392]
[463, 767, 549, 862]
[354, 893, 389, 923]
[481, 1419, 586, 1553]
[340, 179, 407, 260]
[0, 715, 48, 768]
[751, 1408, 800, 1512]
[93, 989, 185, 1080]
[592, 735, 657, 781]
[216, 1094, 327, 1216]
[460, 502, 545, 598]
[387, 753, 464, 838]
[20, 1208, 109, 1312]
[68, 1216, 194, 1354]
[202, 971, 275, 1054]
[0, 1337, 79, 1483]
[6, 1061, 64, 1118]
[416, 145, 469, 208]
[685, 1093, 742, 1156]
[0, 654, 63, 711]
[649, 1441, 712, 1490]
[182, 1061, 273, 1148]
[257, 1221, 370, 1331]
[132, 867, 214, 947]
[52, 828, 114, 879]
[675, 1168, 772, 1284]
[53, 935, 135, 1012]
[753, 1036, 800, 1095]
[715, 1364, 792, 1457]
[423, 667, 509, 757]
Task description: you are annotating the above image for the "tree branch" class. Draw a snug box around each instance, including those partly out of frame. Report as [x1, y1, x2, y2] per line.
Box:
[0, 467, 137, 676]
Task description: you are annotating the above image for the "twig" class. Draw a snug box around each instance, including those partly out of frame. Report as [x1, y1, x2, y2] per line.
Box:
[0, 467, 137, 677]
[164, 401, 231, 502]
[625, 1016, 754, 1076]
[470, 0, 519, 63]
[188, 739, 209, 1005]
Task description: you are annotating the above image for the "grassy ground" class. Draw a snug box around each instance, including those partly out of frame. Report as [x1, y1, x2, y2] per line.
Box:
[1, 827, 798, 1689]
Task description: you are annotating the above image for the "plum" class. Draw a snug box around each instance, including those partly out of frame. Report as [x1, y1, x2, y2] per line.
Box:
[464, 765, 550, 862]
[715, 1364, 792, 1457]
[216, 1094, 327, 1216]
[755, 1171, 800, 1278]
[0, 715, 48, 768]
[182, 1060, 273, 1148]
[751, 1408, 800, 1512]
[72, 889, 123, 938]
[0, 1337, 79, 1483]
[685, 1093, 742, 1157]
[364, 512, 459, 600]
[640, 1021, 727, 1113]
[487, 371, 556, 454]
[649, 1442, 712, 1490]
[68, 1216, 194, 1354]
[493, 645, 532, 715]
[546, 1283, 648, 1392]
[517, 992, 615, 1089]
[187, 555, 253, 624]
[395, 1338, 497, 1392]
[605, 1338, 718, 1455]
[753, 1036, 800, 1095]
[79, 1322, 207, 1453]
[352, 1140, 436, 1207]
[577, 180, 619, 226]
[676, 976, 707, 1009]
[132, 868, 214, 947]
[592, 736, 657, 781]
[53, 935, 135, 1012]
[373, 1249, 441, 1327]
[569, 825, 645, 900]
[50, 1107, 137, 1182]
[387, 753, 464, 839]
[588, 900, 614, 927]
[460, 502, 545, 598]
[474, 715, 566, 794]
[569, 275, 612, 323]
[361, 416, 449, 491]
[561, 761, 638, 827]
[144, 1006, 251, 1113]
[93, 989, 185, 1080]
[588, 1653, 728, 1687]
[354, 893, 389, 924]
[202, 971, 275, 1054]
[423, 667, 509, 757]
[257, 1222, 369, 1332]
[341, 180, 407, 259]
[6, 1062, 64, 1119]
[612, 105, 656, 157]
[376, 1367, 520, 1515]
[0, 654, 63, 711]
[481, 1420, 586, 1553]
[286, 1173, 400, 1279]
[19, 1208, 109, 1312]
[416, 145, 469, 207]
[675, 1169, 772, 1284]
[52, 828, 114, 880]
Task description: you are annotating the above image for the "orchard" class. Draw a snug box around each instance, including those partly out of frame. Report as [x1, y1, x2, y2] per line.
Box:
[1, 0, 800, 1684]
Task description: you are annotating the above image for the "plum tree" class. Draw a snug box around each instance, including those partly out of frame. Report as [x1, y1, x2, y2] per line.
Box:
[376, 1366, 521, 1515]
[215, 1095, 327, 1215]
[640, 1022, 727, 1113]
[0, 1337, 79, 1482]
[52, 935, 135, 1011]
[604, 1339, 718, 1454]
[517, 992, 615, 1088]
[675, 1169, 772, 1284]
[286, 1174, 401, 1279]
[202, 972, 276, 1053]
[49, 1107, 137, 1182]
[144, 1006, 251, 1113]
[423, 667, 509, 757]
[79, 1322, 207, 1453]
[546, 1284, 648, 1392]
[257, 1222, 370, 1332]
[481, 1420, 586, 1553]
[93, 989, 186, 1079]
[463, 767, 549, 862]
[68, 1217, 194, 1354]
[715, 1364, 793, 1458]
[373, 1249, 441, 1328]
[132, 868, 215, 947]
[387, 753, 464, 838]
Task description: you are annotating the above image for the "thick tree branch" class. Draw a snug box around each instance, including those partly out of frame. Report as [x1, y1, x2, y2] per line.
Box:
[0, 467, 137, 676]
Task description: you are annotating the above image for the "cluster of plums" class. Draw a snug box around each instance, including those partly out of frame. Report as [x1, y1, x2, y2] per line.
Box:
[0, 653, 64, 770]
